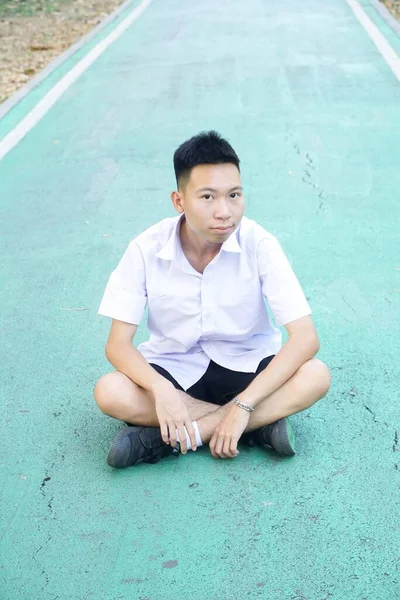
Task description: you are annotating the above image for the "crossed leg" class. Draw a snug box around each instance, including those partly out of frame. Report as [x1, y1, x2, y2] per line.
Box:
[94, 357, 331, 444]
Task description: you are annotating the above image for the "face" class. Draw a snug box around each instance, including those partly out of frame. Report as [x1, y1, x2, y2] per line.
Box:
[171, 163, 245, 244]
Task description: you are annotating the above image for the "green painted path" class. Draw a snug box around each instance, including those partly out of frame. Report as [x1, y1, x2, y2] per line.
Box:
[1, 0, 400, 598]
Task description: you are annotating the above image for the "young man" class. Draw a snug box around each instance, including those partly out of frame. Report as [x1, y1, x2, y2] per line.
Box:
[95, 131, 331, 468]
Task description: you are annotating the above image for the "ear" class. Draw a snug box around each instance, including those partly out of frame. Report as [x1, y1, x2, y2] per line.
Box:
[171, 190, 185, 213]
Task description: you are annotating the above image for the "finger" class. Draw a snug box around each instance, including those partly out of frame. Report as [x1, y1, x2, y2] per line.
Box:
[185, 421, 197, 452]
[209, 434, 217, 458]
[223, 438, 234, 459]
[160, 422, 169, 445]
[215, 435, 225, 459]
[168, 422, 178, 449]
[177, 424, 187, 454]
[230, 439, 239, 457]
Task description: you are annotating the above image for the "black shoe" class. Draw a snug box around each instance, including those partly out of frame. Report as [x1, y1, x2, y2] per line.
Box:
[106, 426, 180, 468]
[241, 418, 296, 456]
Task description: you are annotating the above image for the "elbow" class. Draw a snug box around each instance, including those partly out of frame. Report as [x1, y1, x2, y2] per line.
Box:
[105, 341, 114, 361]
[311, 334, 320, 355]
[105, 339, 131, 361]
[292, 333, 320, 356]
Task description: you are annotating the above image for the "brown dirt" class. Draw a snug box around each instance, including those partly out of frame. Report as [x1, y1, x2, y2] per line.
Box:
[0, 0, 126, 104]
[382, 0, 400, 19]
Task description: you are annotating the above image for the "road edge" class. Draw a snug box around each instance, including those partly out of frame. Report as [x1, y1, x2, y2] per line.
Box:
[370, 0, 400, 38]
[0, 0, 140, 121]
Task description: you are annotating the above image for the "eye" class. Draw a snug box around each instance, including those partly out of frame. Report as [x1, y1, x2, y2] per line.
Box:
[230, 192, 240, 199]
[202, 194, 212, 200]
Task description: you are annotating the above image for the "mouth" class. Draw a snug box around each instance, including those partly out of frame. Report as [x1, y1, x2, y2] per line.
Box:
[212, 225, 234, 233]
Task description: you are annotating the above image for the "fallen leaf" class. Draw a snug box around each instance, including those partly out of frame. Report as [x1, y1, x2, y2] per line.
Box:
[30, 43, 56, 51]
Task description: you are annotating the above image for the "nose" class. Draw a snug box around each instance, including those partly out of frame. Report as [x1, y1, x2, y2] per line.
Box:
[214, 198, 231, 220]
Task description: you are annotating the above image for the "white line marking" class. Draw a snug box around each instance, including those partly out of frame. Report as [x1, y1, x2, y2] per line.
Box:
[0, 0, 151, 162]
[0, 0, 141, 121]
[345, 0, 400, 82]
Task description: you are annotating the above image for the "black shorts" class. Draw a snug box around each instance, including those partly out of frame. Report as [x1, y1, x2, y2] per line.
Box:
[150, 355, 275, 406]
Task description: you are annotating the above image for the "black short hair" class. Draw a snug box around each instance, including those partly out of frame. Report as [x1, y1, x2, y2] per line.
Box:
[173, 130, 240, 190]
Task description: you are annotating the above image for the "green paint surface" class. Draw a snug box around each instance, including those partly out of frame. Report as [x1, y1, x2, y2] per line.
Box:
[1, 1, 399, 599]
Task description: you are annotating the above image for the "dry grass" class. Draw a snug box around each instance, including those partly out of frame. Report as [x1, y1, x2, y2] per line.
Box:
[0, 0, 126, 104]
[382, 0, 400, 19]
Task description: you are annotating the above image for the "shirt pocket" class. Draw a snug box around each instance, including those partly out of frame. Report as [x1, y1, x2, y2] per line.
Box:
[147, 282, 201, 344]
[217, 274, 265, 336]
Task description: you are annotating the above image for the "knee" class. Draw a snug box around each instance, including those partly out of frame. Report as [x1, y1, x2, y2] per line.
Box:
[299, 358, 331, 397]
[93, 371, 126, 414]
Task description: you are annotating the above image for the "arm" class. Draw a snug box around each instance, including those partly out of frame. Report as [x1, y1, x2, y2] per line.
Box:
[98, 243, 172, 393]
[239, 234, 318, 407]
[236, 315, 319, 409]
[209, 316, 319, 459]
[209, 234, 318, 458]
[105, 319, 171, 392]
[98, 241, 196, 451]
[105, 319, 197, 452]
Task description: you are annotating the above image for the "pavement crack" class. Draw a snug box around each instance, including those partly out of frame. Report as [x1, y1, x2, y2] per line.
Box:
[364, 405, 378, 423]
[40, 476, 51, 493]
[41, 568, 50, 588]
[40, 470, 55, 516]
[393, 430, 399, 452]
[33, 535, 52, 589]
[341, 296, 357, 315]
[305, 153, 314, 169]
[297, 150, 327, 211]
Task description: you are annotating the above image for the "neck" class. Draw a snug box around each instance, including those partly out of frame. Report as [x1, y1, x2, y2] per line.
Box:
[179, 216, 221, 260]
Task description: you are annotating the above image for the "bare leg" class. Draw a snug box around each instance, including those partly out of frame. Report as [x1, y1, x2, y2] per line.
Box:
[196, 358, 331, 443]
[94, 371, 220, 425]
[94, 358, 330, 444]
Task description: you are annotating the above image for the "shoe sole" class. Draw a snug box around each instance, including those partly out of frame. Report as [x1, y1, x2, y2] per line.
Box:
[107, 427, 138, 468]
[271, 418, 296, 456]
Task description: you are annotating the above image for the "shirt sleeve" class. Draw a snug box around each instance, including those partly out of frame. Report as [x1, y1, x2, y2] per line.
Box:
[257, 236, 311, 327]
[97, 241, 147, 325]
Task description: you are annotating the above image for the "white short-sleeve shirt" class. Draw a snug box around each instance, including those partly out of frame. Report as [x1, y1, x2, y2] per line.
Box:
[98, 215, 311, 390]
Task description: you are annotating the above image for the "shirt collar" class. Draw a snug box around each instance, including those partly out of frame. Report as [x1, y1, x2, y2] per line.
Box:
[155, 215, 183, 260]
[156, 214, 242, 260]
[221, 224, 242, 253]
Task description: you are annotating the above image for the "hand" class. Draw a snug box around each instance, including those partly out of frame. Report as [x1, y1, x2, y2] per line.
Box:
[152, 381, 197, 454]
[209, 405, 251, 459]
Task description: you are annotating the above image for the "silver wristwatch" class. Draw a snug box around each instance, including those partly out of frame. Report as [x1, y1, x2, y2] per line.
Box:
[233, 397, 254, 412]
